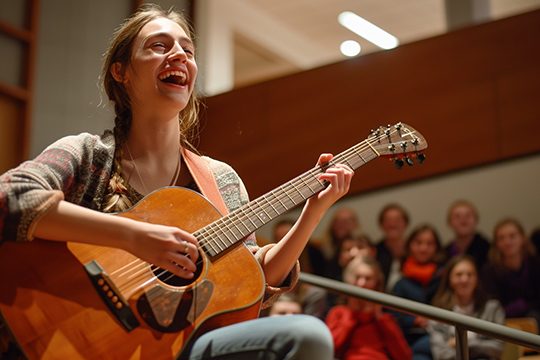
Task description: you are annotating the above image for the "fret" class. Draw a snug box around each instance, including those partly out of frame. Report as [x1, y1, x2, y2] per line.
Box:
[270, 189, 287, 213]
[280, 185, 297, 207]
[239, 207, 258, 232]
[353, 147, 367, 164]
[291, 181, 306, 200]
[299, 175, 316, 195]
[262, 195, 279, 217]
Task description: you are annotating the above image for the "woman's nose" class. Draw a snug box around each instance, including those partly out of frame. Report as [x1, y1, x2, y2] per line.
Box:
[168, 43, 187, 63]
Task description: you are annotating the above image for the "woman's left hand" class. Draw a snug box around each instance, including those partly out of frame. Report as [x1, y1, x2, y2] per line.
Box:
[305, 153, 354, 214]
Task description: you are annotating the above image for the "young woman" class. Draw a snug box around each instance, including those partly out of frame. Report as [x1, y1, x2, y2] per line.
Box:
[392, 224, 445, 360]
[428, 255, 505, 360]
[481, 218, 540, 326]
[325, 256, 412, 360]
[0, 4, 354, 359]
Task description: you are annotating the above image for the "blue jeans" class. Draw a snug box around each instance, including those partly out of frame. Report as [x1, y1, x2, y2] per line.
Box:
[184, 314, 334, 360]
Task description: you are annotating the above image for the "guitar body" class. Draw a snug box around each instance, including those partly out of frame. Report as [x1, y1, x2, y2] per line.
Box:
[0, 188, 265, 360]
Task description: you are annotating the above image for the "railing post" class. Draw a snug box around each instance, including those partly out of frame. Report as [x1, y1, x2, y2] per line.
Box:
[455, 326, 469, 360]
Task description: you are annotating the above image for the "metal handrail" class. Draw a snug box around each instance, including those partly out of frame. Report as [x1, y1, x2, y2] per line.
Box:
[298, 272, 540, 360]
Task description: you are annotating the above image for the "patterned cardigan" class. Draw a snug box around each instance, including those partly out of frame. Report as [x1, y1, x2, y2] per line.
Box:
[0, 130, 297, 307]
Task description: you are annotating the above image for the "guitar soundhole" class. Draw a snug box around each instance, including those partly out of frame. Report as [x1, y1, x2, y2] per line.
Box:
[152, 252, 204, 287]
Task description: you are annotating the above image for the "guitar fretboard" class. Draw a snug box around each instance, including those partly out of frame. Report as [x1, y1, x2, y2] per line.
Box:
[195, 138, 380, 257]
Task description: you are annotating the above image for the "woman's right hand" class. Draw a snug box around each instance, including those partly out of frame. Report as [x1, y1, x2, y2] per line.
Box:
[126, 221, 200, 279]
[33, 200, 200, 279]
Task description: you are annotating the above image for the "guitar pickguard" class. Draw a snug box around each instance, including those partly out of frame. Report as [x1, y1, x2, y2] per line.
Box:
[136, 280, 214, 333]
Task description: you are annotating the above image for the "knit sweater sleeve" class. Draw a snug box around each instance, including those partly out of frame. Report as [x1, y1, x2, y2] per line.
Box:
[0, 132, 114, 243]
[205, 157, 299, 308]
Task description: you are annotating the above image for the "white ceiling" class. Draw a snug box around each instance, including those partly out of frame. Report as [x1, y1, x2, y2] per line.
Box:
[223, 0, 540, 89]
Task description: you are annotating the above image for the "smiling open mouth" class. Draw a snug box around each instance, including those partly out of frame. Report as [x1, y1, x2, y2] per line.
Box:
[159, 70, 187, 86]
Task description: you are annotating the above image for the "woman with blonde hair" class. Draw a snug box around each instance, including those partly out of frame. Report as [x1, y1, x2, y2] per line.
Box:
[326, 256, 412, 360]
[0, 4, 354, 359]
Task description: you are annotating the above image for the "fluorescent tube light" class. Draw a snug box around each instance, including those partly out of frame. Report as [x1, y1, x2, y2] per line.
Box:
[338, 11, 399, 50]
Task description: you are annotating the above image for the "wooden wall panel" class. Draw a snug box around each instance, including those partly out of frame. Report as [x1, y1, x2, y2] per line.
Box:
[199, 10, 540, 199]
[0, 94, 24, 173]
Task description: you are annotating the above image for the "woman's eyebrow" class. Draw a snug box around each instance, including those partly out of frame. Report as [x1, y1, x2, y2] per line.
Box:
[145, 32, 193, 46]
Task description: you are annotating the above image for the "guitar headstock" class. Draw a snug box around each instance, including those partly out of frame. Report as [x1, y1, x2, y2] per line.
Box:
[369, 123, 428, 169]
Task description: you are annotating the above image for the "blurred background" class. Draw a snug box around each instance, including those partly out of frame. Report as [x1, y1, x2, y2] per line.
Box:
[1, 0, 540, 243]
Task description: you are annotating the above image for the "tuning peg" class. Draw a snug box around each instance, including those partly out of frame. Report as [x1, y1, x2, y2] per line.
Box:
[394, 158, 404, 170]
[416, 153, 426, 164]
[406, 157, 414, 166]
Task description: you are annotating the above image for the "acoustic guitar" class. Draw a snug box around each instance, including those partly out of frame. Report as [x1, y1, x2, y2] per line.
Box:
[0, 123, 427, 359]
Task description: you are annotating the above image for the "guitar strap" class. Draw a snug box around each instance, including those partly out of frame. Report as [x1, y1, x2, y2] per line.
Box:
[181, 148, 229, 216]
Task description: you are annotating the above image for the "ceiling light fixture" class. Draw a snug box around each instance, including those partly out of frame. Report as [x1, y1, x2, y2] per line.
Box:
[340, 40, 361, 57]
[338, 11, 399, 50]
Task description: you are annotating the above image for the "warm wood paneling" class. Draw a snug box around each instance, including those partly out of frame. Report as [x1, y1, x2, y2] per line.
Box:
[0, 94, 24, 173]
[199, 10, 540, 199]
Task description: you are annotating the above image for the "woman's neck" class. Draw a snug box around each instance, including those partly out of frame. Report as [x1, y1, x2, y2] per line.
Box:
[454, 234, 474, 252]
[503, 254, 523, 271]
[385, 236, 406, 258]
[454, 294, 473, 308]
[128, 113, 181, 156]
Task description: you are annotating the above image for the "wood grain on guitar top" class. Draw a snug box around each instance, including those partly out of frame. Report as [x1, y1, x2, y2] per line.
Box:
[0, 188, 265, 360]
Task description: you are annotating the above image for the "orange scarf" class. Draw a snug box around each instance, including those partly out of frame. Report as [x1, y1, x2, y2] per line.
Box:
[402, 256, 437, 287]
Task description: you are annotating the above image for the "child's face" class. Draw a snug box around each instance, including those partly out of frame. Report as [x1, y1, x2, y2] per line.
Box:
[495, 223, 525, 259]
[409, 229, 438, 264]
[349, 263, 378, 290]
[449, 260, 478, 301]
[338, 239, 371, 268]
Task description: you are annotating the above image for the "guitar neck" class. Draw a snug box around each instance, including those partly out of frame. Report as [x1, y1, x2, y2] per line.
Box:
[196, 139, 380, 257]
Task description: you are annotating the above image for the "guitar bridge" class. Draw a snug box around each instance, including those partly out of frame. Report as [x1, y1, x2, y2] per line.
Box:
[84, 260, 140, 331]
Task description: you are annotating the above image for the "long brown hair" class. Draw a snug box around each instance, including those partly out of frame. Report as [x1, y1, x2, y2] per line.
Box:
[489, 217, 536, 267]
[431, 254, 489, 312]
[101, 4, 200, 212]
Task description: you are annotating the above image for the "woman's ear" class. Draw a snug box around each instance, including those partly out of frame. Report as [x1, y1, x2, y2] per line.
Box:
[111, 62, 127, 83]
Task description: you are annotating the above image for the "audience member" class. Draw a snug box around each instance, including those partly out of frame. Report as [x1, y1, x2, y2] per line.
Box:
[325, 256, 412, 360]
[375, 203, 410, 292]
[481, 218, 540, 326]
[529, 226, 540, 254]
[315, 208, 361, 280]
[268, 294, 303, 317]
[444, 200, 490, 271]
[325, 233, 376, 315]
[392, 224, 445, 360]
[338, 233, 377, 271]
[428, 255, 505, 360]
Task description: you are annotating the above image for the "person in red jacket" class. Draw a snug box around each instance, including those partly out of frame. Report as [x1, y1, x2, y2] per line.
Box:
[325, 255, 412, 360]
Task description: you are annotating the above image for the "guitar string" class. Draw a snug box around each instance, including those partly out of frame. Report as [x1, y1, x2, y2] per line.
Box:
[114, 136, 384, 301]
[112, 127, 412, 295]
[119, 130, 422, 309]
[192, 125, 417, 254]
[193, 137, 377, 250]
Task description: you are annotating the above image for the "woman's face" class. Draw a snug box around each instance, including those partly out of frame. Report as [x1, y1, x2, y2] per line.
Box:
[409, 229, 438, 264]
[495, 223, 525, 259]
[380, 208, 407, 239]
[449, 205, 477, 238]
[449, 260, 477, 302]
[350, 263, 378, 290]
[121, 17, 197, 114]
[338, 239, 372, 269]
[331, 209, 358, 240]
